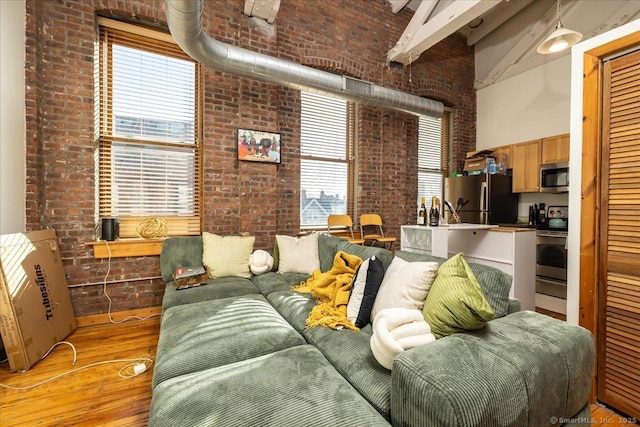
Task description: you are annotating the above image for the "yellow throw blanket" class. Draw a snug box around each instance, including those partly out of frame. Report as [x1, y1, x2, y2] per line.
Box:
[293, 251, 363, 330]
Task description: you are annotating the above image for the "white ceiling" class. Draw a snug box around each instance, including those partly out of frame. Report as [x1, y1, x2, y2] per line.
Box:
[388, 0, 640, 89]
[242, 0, 640, 89]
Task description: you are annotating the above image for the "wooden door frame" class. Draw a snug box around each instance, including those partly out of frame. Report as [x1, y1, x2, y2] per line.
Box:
[580, 31, 640, 400]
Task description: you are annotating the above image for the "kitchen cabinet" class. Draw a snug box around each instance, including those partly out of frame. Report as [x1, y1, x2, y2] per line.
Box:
[511, 139, 541, 192]
[491, 144, 512, 169]
[541, 133, 569, 164]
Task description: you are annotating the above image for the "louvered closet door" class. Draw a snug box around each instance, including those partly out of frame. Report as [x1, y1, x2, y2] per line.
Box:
[598, 48, 640, 419]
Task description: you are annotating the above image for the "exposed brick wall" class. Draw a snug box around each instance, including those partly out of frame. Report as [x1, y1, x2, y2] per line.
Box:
[24, 0, 476, 317]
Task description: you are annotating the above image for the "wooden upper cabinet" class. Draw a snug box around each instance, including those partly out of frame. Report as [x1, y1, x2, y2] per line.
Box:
[511, 139, 541, 192]
[492, 145, 512, 169]
[541, 133, 570, 164]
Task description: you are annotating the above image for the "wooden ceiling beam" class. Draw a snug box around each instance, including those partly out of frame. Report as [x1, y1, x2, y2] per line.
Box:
[474, 0, 579, 89]
[389, 0, 412, 14]
[386, 0, 440, 64]
[387, 0, 502, 65]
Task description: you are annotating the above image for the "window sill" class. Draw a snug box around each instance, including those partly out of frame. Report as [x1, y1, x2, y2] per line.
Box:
[86, 238, 165, 259]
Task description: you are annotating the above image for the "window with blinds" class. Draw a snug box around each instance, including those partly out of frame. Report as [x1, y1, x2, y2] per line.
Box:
[417, 111, 450, 206]
[300, 92, 354, 228]
[97, 18, 202, 237]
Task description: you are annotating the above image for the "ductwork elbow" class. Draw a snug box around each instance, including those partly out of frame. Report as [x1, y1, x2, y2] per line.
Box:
[164, 0, 444, 118]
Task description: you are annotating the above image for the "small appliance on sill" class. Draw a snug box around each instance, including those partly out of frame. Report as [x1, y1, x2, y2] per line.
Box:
[101, 217, 120, 241]
[540, 162, 569, 193]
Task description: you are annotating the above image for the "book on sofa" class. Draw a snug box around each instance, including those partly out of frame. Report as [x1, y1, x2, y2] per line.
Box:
[173, 266, 208, 290]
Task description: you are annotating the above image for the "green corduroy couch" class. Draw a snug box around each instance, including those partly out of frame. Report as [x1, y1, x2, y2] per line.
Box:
[148, 234, 595, 427]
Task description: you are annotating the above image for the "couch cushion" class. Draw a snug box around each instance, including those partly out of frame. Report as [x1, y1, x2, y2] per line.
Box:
[149, 345, 391, 427]
[267, 290, 316, 333]
[395, 250, 512, 319]
[160, 236, 203, 283]
[422, 253, 494, 338]
[318, 233, 345, 272]
[336, 240, 393, 271]
[162, 276, 259, 310]
[303, 326, 392, 419]
[152, 294, 305, 390]
[251, 271, 310, 296]
[390, 310, 594, 427]
[202, 232, 254, 279]
[276, 233, 320, 274]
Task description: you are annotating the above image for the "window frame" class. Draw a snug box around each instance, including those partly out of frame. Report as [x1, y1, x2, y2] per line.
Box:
[417, 108, 452, 207]
[299, 92, 356, 230]
[97, 18, 203, 239]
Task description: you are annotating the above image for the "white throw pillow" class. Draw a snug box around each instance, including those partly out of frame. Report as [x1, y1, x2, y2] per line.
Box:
[276, 233, 320, 275]
[202, 232, 255, 279]
[370, 256, 439, 323]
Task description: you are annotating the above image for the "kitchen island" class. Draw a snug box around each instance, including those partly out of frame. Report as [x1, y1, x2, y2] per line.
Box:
[401, 224, 536, 311]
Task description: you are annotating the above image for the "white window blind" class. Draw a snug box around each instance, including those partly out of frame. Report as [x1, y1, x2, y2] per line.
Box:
[300, 92, 351, 228]
[417, 113, 449, 206]
[98, 20, 202, 237]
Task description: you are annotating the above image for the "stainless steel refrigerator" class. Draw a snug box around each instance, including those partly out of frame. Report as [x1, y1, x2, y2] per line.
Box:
[444, 173, 518, 225]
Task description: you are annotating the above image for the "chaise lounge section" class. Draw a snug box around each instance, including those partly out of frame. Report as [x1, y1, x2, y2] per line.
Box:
[149, 233, 594, 427]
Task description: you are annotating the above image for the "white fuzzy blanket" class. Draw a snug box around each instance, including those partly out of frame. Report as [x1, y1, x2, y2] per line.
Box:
[370, 307, 435, 370]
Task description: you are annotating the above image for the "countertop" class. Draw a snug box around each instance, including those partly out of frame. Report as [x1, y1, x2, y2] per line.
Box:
[488, 227, 536, 233]
[402, 224, 535, 232]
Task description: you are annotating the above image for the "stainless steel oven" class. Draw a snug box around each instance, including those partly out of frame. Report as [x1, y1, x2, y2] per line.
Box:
[536, 231, 568, 280]
[535, 230, 568, 315]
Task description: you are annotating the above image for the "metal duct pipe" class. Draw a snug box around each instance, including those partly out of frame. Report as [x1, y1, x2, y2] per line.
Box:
[164, 0, 444, 118]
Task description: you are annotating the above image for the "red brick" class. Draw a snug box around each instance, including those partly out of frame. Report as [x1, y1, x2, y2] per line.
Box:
[25, 0, 475, 316]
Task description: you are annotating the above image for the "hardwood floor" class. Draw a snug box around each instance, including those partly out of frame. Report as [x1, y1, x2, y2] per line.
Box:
[0, 317, 160, 427]
[536, 306, 567, 321]
[0, 313, 634, 426]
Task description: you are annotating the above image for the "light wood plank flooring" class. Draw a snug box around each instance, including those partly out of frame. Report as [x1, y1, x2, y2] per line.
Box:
[536, 306, 567, 321]
[0, 317, 160, 427]
[0, 314, 634, 426]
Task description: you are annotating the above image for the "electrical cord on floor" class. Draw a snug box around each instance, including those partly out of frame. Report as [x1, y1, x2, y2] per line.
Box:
[102, 240, 160, 324]
[0, 340, 154, 390]
[41, 341, 77, 365]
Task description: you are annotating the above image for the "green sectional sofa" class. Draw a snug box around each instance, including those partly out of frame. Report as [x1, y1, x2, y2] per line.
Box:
[148, 234, 594, 427]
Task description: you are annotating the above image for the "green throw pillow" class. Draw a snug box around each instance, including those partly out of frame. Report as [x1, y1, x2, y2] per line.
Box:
[422, 253, 494, 338]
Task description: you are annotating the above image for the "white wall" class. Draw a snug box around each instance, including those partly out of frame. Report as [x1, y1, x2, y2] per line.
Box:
[476, 55, 571, 150]
[0, 0, 26, 234]
[568, 20, 640, 325]
[477, 55, 571, 223]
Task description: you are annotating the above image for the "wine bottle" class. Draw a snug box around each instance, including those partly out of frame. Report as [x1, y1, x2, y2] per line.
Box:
[429, 196, 439, 227]
[418, 197, 427, 226]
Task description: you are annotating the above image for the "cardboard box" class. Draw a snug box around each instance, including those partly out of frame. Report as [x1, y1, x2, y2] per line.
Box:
[463, 157, 494, 172]
[173, 266, 208, 290]
[0, 229, 77, 372]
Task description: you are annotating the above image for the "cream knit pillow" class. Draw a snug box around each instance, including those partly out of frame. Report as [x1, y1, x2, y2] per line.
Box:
[276, 233, 320, 275]
[202, 232, 255, 279]
[370, 256, 439, 323]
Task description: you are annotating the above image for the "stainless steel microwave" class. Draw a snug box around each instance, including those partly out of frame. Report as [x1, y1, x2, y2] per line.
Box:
[540, 162, 569, 193]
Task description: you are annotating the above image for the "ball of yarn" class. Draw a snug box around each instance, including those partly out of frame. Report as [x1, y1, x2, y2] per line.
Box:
[136, 218, 168, 239]
[249, 250, 274, 275]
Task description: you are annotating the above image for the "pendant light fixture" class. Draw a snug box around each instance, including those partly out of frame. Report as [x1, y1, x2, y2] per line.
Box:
[537, 0, 583, 54]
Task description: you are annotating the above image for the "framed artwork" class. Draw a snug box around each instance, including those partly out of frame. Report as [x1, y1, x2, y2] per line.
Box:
[237, 128, 281, 164]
